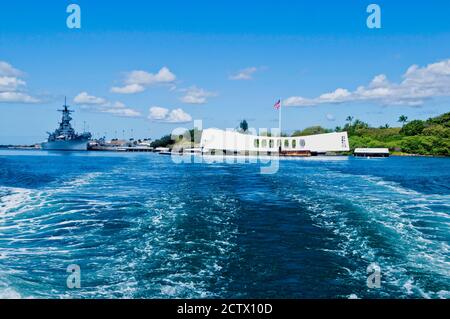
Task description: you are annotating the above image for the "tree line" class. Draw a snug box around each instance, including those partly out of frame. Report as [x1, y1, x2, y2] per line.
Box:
[151, 112, 449, 156]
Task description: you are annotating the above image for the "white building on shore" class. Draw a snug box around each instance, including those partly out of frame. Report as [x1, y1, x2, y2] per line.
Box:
[200, 128, 349, 156]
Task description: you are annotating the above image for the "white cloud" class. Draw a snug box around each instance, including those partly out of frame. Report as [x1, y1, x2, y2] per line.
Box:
[326, 113, 335, 121]
[166, 108, 192, 123]
[284, 58, 450, 107]
[319, 88, 351, 102]
[0, 61, 23, 77]
[74, 92, 141, 118]
[180, 86, 217, 104]
[111, 67, 176, 94]
[111, 84, 145, 94]
[109, 101, 126, 109]
[148, 106, 169, 120]
[229, 67, 259, 80]
[101, 107, 141, 118]
[0, 61, 39, 104]
[0, 76, 26, 92]
[126, 68, 176, 85]
[148, 106, 192, 123]
[283, 96, 312, 107]
[0, 92, 39, 103]
[74, 92, 107, 105]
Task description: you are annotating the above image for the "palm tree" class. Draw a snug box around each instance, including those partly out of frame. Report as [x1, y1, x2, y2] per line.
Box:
[346, 116, 354, 126]
[398, 115, 408, 126]
[239, 119, 249, 132]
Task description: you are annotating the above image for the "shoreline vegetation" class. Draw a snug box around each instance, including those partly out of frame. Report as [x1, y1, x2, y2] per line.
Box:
[150, 113, 450, 157]
[1, 113, 449, 157]
[341, 112, 450, 157]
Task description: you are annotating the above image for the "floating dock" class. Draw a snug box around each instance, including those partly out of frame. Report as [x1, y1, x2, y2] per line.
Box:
[354, 148, 390, 157]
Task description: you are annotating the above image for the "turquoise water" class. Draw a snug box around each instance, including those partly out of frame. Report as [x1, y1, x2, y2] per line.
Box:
[0, 150, 449, 299]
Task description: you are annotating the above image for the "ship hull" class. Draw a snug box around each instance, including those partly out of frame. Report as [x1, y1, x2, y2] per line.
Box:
[41, 140, 89, 151]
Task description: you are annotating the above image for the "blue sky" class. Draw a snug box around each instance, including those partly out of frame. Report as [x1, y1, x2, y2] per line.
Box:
[1, 1, 450, 144]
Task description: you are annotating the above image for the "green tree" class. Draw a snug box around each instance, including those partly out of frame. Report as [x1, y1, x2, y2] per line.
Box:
[425, 112, 450, 127]
[422, 124, 450, 138]
[398, 115, 408, 126]
[150, 135, 174, 148]
[239, 119, 249, 132]
[400, 136, 449, 156]
[292, 126, 332, 136]
[346, 116, 354, 126]
[344, 119, 369, 136]
[400, 120, 425, 136]
[352, 119, 369, 130]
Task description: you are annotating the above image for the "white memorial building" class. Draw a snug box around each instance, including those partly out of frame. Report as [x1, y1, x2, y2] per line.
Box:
[200, 128, 350, 156]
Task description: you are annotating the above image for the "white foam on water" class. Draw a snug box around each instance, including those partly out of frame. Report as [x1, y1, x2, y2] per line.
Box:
[436, 290, 450, 299]
[60, 172, 103, 189]
[402, 279, 432, 299]
[160, 285, 177, 296]
[290, 169, 450, 298]
[0, 287, 22, 299]
[0, 187, 36, 216]
[0, 172, 104, 217]
[0, 171, 109, 298]
[133, 191, 240, 298]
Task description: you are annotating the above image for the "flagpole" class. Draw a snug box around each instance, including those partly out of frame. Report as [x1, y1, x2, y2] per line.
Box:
[278, 99, 282, 137]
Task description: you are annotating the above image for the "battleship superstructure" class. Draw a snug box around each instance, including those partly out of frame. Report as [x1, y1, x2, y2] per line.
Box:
[41, 99, 92, 151]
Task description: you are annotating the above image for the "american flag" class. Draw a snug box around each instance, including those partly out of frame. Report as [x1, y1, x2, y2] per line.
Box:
[274, 99, 281, 110]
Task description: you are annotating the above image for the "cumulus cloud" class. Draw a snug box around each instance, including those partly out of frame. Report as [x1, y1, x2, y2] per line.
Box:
[284, 58, 450, 107]
[0, 61, 39, 103]
[111, 67, 176, 94]
[148, 106, 169, 120]
[74, 92, 107, 105]
[148, 106, 192, 123]
[0, 61, 23, 77]
[326, 113, 335, 121]
[229, 67, 259, 80]
[0, 92, 39, 103]
[101, 106, 141, 118]
[73, 92, 141, 118]
[179, 86, 217, 104]
[0, 76, 26, 92]
[110, 83, 145, 94]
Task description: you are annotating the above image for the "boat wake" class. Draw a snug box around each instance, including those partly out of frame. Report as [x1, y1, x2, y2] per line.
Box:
[289, 169, 450, 298]
[0, 155, 449, 299]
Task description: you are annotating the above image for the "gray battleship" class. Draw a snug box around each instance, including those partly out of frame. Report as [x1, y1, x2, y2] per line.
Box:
[41, 99, 92, 151]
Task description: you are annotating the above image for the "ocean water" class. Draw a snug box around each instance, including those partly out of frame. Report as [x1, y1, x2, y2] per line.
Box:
[0, 150, 449, 299]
